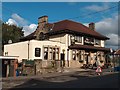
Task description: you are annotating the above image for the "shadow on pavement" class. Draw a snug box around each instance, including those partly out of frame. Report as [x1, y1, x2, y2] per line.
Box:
[5, 73, 119, 89]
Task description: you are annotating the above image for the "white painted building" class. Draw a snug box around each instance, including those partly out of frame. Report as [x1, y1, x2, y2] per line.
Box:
[4, 16, 110, 68]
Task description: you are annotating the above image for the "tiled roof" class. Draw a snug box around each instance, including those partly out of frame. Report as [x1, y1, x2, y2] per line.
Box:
[68, 44, 110, 52]
[21, 19, 109, 40]
[48, 20, 109, 40]
[114, 49, 120, 54]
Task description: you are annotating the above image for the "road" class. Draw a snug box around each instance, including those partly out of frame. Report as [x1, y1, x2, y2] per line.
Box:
[2, 69, 119, 89]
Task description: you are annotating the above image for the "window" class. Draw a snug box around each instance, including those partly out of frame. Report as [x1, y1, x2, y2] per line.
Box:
[49, 48, 52, 60]
[95, 39, 100, 45]
[53, 48, 55, 60]
[52, 48, 59, 60]
[56, 48, 59, 60]
[75, 36, 77, 41]
[35, 48, 41, 57]
[80, 50, 85, 60]
[39, 32, 45, 40]
[78, 36, 82, 43]
[84, 37, 94, 45]
[44, 47, 48, 60]
[72, 50, 77, 60]
[44, 46, 59, 60]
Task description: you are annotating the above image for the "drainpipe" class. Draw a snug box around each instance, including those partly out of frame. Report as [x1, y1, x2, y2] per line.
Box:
[67, 49, 69, 67]
[28, 40, 30, 60]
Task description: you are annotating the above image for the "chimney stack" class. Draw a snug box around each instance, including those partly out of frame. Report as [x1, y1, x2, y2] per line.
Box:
[38, 15, 48, 25]
[89, 22, 95, 30]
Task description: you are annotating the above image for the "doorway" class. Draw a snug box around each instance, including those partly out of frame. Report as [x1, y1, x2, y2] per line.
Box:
[60, 53, 65, 67]
[2, 59, 10, 77]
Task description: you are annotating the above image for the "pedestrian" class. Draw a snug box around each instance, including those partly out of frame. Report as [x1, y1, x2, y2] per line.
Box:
[96, 65, 102, 75]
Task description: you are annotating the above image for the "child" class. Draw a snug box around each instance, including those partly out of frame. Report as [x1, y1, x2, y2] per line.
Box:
[96, 65, 102, 75]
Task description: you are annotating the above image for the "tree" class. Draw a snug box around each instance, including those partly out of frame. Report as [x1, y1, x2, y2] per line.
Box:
[1, 22, 24, 50]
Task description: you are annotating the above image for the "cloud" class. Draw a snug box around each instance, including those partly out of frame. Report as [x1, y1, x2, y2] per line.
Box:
[6, 18, 18, 26]
[96, 16, 118, 35]
[106, 33, 118, 46]
[96, 15, 118, 49]
[106, 33, 120, 50]
[22, 24, 37, 36]
[6, 13, 37, 36]
[84, 4, 109, 11]
[11, 13, 28, 26]
[84, 14, 118, 50]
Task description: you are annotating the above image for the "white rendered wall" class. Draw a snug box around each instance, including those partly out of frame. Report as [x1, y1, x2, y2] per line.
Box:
[4, 40, 66, 62]
[49, 34, 66, 44]
[4, 41, 30, 63]
[101, 40, 105, 47]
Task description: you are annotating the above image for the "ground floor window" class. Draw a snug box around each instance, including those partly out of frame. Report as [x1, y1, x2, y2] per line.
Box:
[49, 48, 52, 60]
[72, 50, 85, 61]
[80, 50, 85, 61]
[44, 47, 48, 60]
[35, 48, 41, 57]
[53, 48, 59, 60]
[44, 46, 59, 60]
[72, 50, 77, 60]
[55, 48, 59, 60]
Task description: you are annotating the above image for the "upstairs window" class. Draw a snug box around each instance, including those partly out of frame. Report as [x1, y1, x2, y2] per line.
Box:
[74, 36, 82, 43]
[84, 37, 94, 45]
[95, 39, 101, 45]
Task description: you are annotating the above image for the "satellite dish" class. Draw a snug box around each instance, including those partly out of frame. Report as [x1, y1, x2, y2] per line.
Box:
[8, 40, 12, 44]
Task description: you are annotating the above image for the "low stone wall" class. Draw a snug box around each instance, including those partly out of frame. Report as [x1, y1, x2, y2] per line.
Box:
[69, 60, 83, 68]
[22, 66, 35, 76]
[21, 60, 85, 76]
[34, 60, 62, 75]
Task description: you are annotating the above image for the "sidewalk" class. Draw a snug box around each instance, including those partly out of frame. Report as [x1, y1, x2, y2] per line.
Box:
[2, 68, 92, 82]
[1, 68, 117, 82]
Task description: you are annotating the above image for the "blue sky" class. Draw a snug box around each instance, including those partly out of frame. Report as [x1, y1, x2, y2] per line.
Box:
[2, 2, 118, 23]
[2, 2, 119, 50]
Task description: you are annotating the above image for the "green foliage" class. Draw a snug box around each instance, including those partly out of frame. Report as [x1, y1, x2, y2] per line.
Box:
[1, 21, 24, 50]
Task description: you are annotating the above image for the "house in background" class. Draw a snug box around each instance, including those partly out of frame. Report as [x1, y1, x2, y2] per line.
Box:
[4, 15, 110, 69]
[113, 49, 120, 67]
[114, 49, 120, 55]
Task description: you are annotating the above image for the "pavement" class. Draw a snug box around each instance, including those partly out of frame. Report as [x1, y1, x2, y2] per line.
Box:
[1, 68, 88, 81]
[1, 68, 119, 89]
[1, 68, 117, 81]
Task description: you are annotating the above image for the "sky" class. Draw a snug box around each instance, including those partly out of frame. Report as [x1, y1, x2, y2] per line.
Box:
[2, 2, 119, 50]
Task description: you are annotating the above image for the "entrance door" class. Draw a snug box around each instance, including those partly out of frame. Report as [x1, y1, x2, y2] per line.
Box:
[60, 53, 65, 67]
[2, 60, 7, 77]
[86, 55, 89, 64]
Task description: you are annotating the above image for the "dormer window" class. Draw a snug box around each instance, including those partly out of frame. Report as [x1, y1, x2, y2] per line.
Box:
[39, 32, 45, 40]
